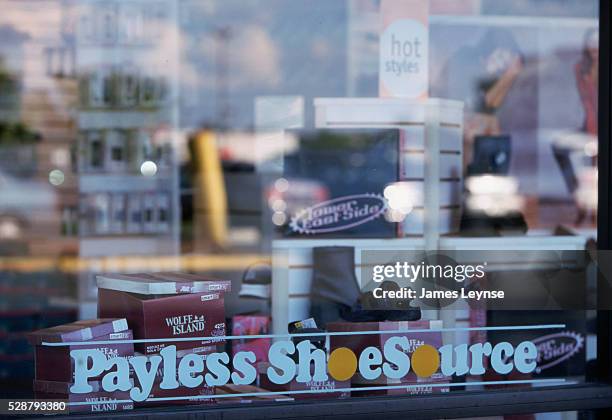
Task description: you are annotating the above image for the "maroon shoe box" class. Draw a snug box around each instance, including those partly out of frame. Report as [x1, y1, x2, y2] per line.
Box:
[28, 319, 134, 382]
[28, 318, 129, 344]
[96, 272, 232, 295]
[215, 384, 293, 404]
[257, 362, 350, 400]
[98, 289, 225, 354]
[136, 382, 216, 407]
[134, 346, 219, 407]
[34, 330, 134, 382]
[351, 373, 451, 397]
[97, 272, 231, 354]
[34, 379, 134, 413]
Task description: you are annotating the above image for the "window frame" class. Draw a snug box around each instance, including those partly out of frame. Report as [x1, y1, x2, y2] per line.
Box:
[49, 1, 612, 418]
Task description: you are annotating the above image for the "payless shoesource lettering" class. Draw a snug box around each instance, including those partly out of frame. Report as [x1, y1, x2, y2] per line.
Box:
[69, 337, 538, 402]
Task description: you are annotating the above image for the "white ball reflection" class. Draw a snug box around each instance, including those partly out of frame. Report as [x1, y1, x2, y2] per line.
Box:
[274, 177, 289, 193]
[271, 199, 287, 212]
[48, 169, 65, 186]
[272, 211, 287, 226]
[0, 218, 20, 239]
[384, 183, 414, 213]
[140, 160, 158, 177]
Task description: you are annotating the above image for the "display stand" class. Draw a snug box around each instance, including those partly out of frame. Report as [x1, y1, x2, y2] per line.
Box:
[272, 97, 464, 337]
[271, 98, 589, 346]
[271, 235, 588, 342]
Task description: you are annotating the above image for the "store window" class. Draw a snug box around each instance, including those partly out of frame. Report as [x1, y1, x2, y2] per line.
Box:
[0, 0, 609, 418]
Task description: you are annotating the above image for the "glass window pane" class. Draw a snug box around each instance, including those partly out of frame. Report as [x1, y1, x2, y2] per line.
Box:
[0, 0, 604, 415]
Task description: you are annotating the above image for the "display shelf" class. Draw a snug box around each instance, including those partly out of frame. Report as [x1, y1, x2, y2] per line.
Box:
[271, 234, 589, 336]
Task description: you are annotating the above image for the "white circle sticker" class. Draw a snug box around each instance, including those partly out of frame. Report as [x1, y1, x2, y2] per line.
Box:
[379, 19, 429, 98]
